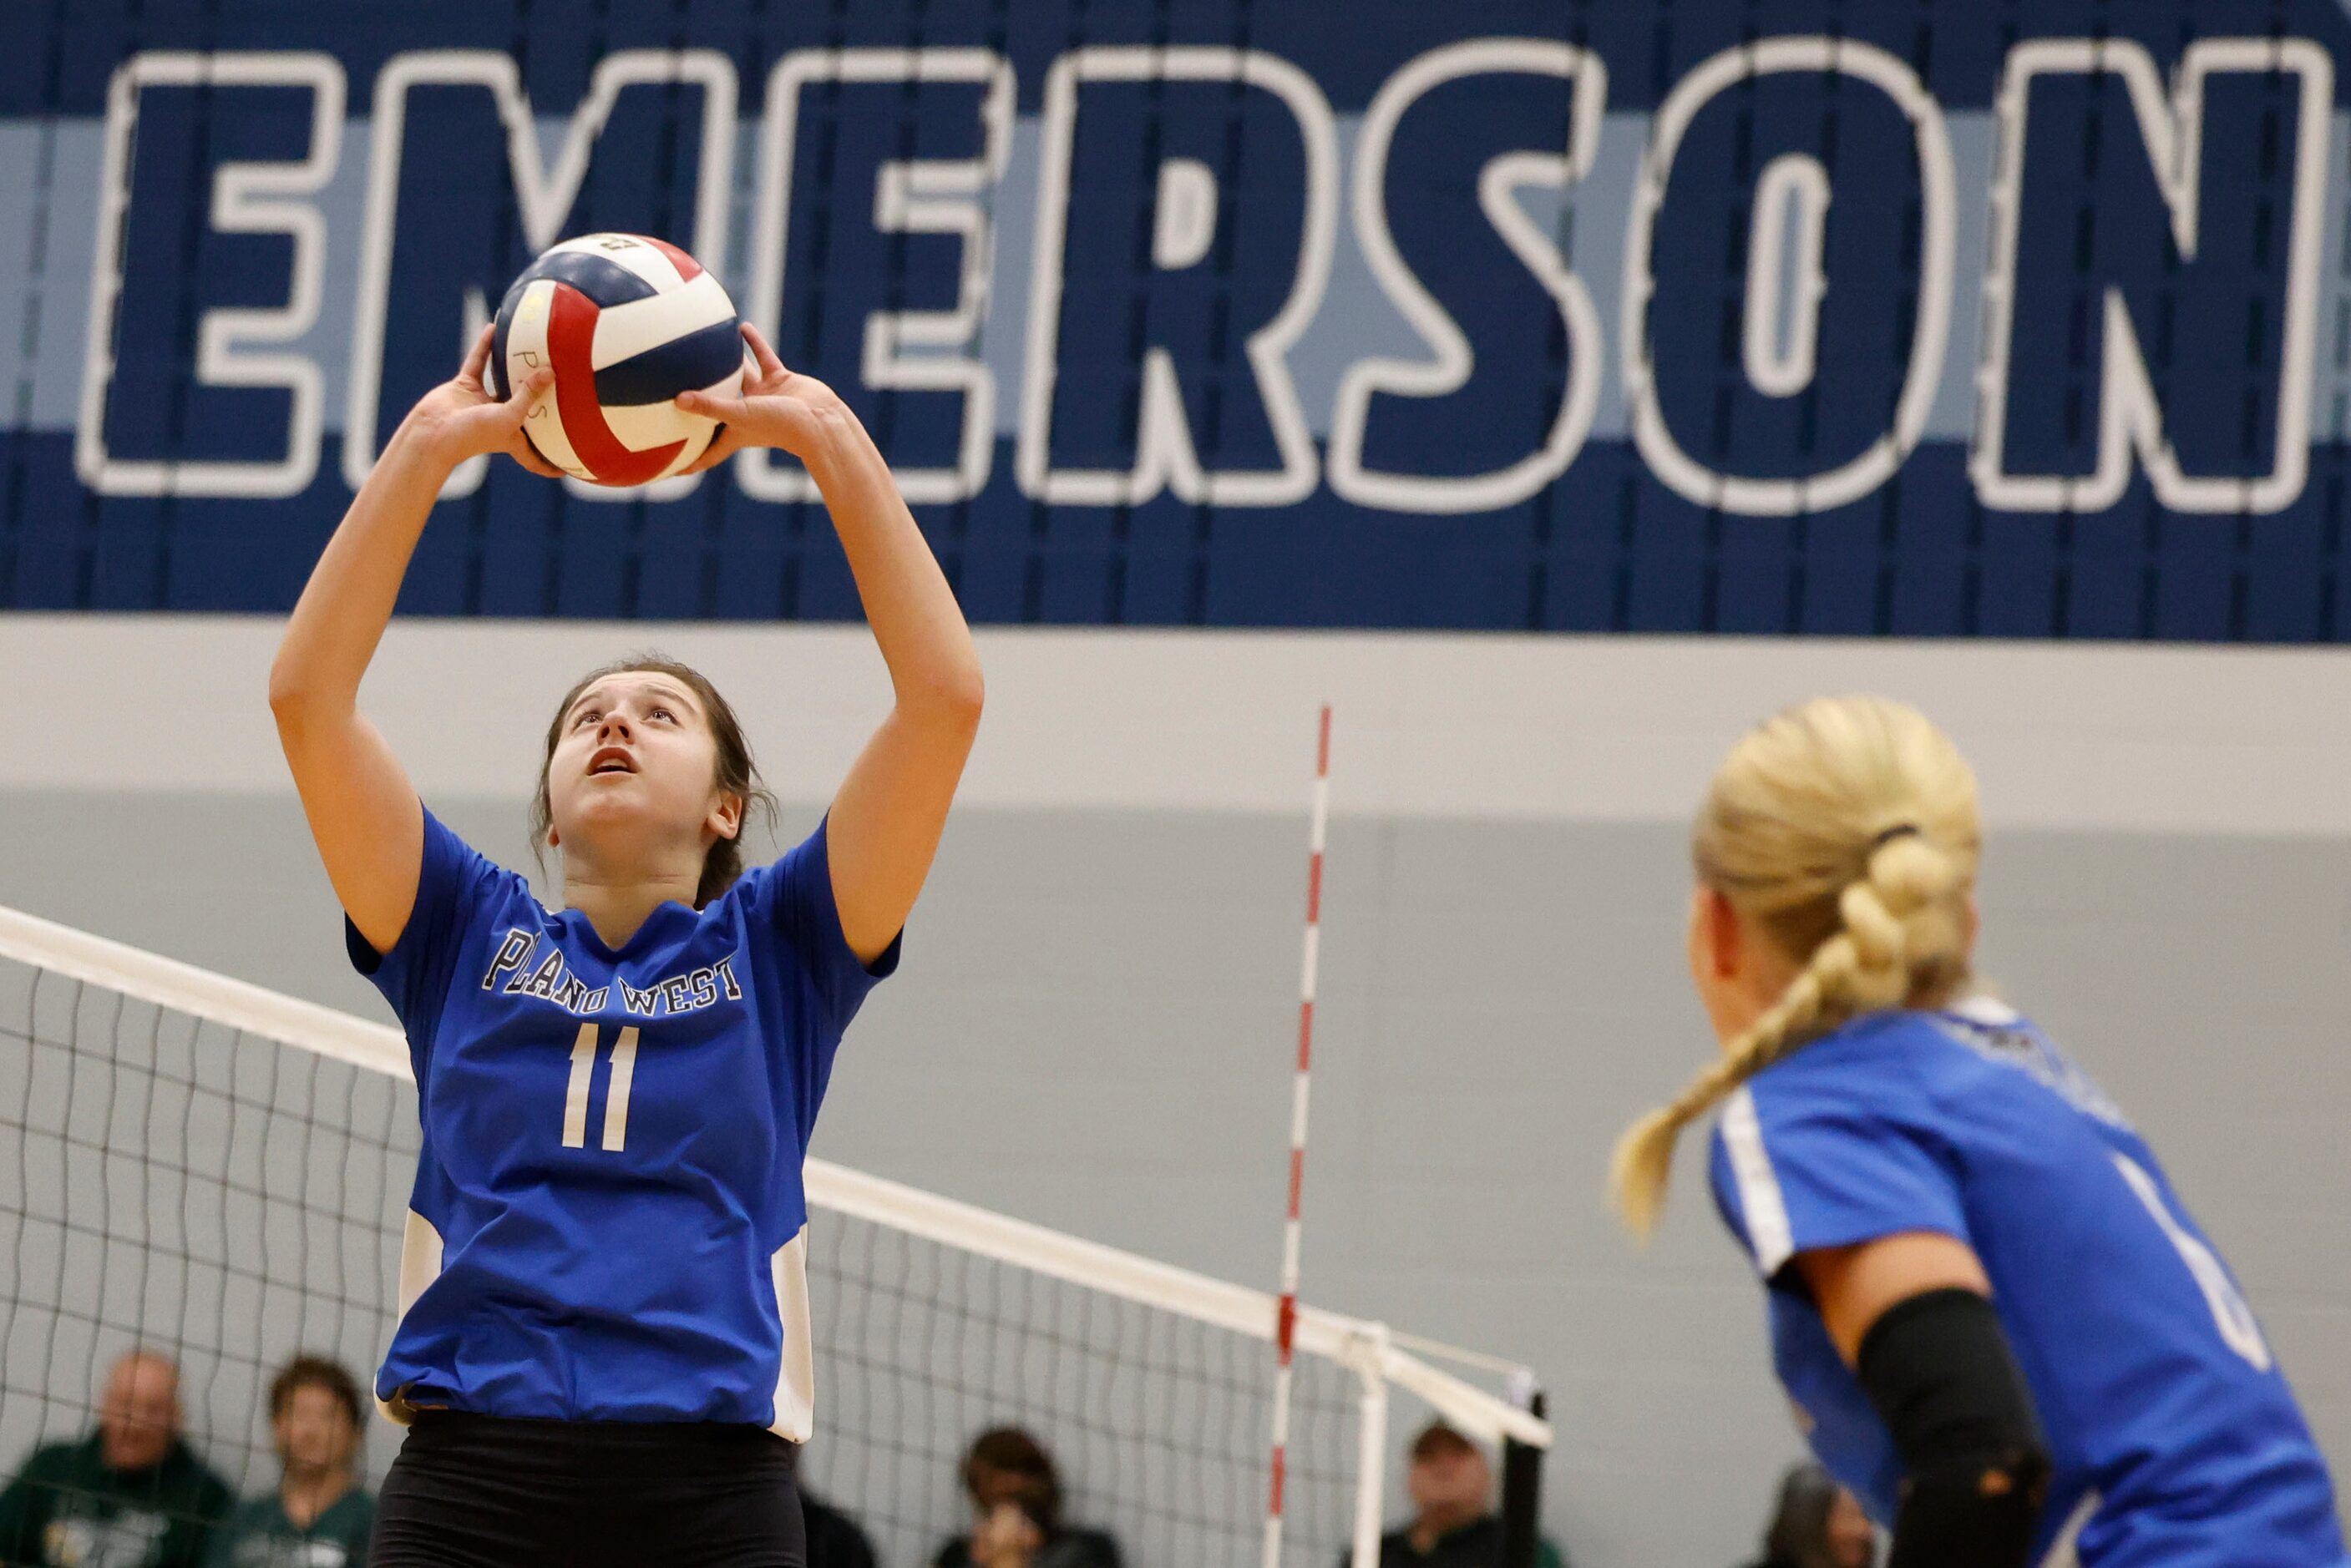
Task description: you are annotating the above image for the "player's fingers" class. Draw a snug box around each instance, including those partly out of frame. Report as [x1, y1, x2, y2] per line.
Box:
[674, 387, 751, 423]
[503, 366, 554, 416]
[740, 321, 791, 383]
[457, 324, 495, 387]
[676, 426, 745, 475]
[506, 431, 565, 479]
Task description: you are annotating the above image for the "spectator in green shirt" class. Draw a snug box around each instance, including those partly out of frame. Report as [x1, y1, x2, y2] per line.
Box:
[204, 1358, 374, 1568]
[0, 1348, 233, 1568]
[1346, 1422, 1568, 1568]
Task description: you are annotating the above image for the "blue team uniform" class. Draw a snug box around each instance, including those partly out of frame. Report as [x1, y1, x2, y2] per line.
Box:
[1708, 999, 2345, 1567]
[348, 807, 894, 1437]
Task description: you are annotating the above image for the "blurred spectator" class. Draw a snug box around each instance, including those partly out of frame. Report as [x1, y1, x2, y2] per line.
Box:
[0, 1349, 232, 1568]
[1738, 1463, 1876, 1568]
[932, 1428, 1121, 1568]
[204, 1356, 375, 1568]
[802, 1490, 878, 1568]
[1351, 1422, 1566, 1568]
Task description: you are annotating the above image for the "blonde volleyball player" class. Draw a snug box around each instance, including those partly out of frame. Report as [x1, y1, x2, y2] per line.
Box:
[1612, 697, 2344, 1568]
[270, 323, 982, 1566]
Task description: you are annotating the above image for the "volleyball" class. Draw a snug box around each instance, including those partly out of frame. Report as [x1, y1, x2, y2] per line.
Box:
[489, 233, 746, 487]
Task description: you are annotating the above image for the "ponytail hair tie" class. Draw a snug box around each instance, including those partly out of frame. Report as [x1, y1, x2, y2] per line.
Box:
[1870, 823, 1923, 850]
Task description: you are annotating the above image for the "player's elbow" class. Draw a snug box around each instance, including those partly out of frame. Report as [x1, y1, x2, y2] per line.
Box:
[266, 660, 310, 726]
[266, 662, 317, 728]
[1892, 1446, 2050, 1568]
[266, 656, 340, 737]
[1862, 1287, 2052, 1568]
[943, 659, 985, 728]
[910, 655, 985, 736]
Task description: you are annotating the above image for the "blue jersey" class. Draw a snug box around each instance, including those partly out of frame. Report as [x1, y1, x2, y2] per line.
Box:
[349, 807, 894, 1435]
[1708, 999, 2345, 1568]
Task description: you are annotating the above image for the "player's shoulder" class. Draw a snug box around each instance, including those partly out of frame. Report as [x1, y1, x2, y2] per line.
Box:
[1745, 1004, 1956, 1100]
[1736, 998, 2100, 1152]
[418, 804, 535, 906]
[1724, 1003, 2043, 1153]
[710, 822, 826, 908]
[1702, 1020, 1924, 1216]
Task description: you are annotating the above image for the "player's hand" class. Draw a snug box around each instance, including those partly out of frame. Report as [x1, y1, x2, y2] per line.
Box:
[403, 325, 563, 478]
[674, 323, 857, 474]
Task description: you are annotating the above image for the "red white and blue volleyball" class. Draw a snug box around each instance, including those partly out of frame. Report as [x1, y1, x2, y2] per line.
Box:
[489, 233, 745, 487]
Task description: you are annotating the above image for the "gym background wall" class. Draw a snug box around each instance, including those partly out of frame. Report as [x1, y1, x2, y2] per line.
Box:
[7, 0, 2351, 1562]
[9, 620, 2350, 1565]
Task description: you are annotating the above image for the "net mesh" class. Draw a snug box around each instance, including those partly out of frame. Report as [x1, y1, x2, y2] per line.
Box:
[807, 1217, 1360, 1566]
[1, 957, 415, 1500]
[0, 943, 1368, 1566]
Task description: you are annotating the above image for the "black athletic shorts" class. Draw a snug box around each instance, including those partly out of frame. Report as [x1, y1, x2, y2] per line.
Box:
[372, 1409, 807, 1568]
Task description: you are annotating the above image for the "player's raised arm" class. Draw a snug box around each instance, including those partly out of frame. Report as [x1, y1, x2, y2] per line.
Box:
[679, 324, 984, 964]
[268, 328, 555, 953]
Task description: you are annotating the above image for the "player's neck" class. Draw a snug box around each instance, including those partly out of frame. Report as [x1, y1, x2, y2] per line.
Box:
[562, 866, 703, 948]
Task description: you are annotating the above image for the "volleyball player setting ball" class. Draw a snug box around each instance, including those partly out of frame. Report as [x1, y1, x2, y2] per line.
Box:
[267, 239, 982, 1565]
[1611, 697, 2345, 1567]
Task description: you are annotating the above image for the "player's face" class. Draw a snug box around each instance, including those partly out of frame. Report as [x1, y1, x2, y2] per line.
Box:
[96, 1354, 178, 1473]
[546, 675, 741, 873]
[274, 1384, 357, 1479]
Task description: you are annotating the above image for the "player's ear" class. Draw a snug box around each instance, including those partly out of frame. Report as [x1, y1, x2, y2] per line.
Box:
[1702, 886, 1743, 981]
[707, 790, 743, 842]
[1684, 886, 1710, 992]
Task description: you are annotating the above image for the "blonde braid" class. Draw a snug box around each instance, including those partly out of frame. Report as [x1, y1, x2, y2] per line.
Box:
[1609, 697, 1978, 1237]
[1609, 920, 1856, 1237]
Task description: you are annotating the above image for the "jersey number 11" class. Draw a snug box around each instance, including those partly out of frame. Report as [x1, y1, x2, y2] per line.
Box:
[561, 1023, 640, 1152]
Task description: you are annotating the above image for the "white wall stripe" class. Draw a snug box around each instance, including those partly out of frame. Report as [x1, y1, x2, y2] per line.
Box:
[13, 615, 2351, 836]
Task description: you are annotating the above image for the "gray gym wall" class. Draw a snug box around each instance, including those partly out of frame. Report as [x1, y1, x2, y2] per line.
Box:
[7, 616, 2349, 1566]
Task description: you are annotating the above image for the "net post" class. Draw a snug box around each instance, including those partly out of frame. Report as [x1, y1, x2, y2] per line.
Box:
[1349, 1323, 1392, 1568]
[1499, 1374, 1547, 1568]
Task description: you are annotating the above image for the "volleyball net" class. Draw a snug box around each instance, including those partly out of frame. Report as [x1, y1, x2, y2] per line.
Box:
[0, 904, 1549, 1566]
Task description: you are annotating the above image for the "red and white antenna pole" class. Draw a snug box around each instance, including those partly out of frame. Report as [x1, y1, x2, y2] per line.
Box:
[1264, 704, 1332, 1568]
